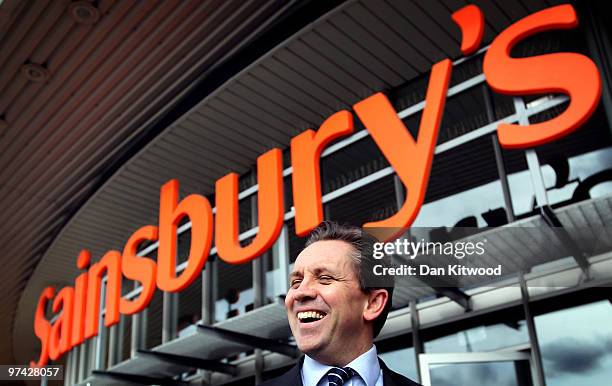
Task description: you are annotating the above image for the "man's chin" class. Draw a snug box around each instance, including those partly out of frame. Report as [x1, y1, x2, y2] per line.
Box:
[298, 343, 342, 366]
[296, 336, 326, 356]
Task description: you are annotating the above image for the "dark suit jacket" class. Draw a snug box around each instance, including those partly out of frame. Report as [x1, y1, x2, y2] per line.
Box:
[260, 356, 421, 386]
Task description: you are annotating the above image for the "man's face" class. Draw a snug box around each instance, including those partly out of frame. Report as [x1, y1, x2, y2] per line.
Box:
[285, 240, 371, 365]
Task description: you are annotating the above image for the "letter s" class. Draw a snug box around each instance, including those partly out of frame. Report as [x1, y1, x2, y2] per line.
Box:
[483, 4, 601, 148]
[31, 286, 55, 367]
[120, 225, 158, 315]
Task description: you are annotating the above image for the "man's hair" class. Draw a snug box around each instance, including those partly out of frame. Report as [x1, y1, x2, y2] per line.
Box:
[305, 221, 394, 338]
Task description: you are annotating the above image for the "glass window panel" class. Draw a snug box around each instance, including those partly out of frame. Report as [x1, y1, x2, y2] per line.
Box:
[512, 28, 589, 62]
[144, 289, 163, 349]
[394, 73, 428, 112]
[535, 300, 612, 386]
[320, 135, 390, 195]
[528, 105, 612, 210]
[265, 262, 286, 299]
[325, 174, 397, 227]
[449, 53, 483, 88]
[239, 195, 254, 233]
[438, 87, 489, 144]
[429, 360, 531, 386]
[379, 346, 418, 381]
[287, 219, 309, 264]
[501, 147, 536, 219]
[414, 135, 507, 229]
[284, 174, 294, 211]
[120, 314, 132, 362]
[267, 233, 289, 299]
[425, 322, 529, 353]
[177, 270, 202, 338]
[488, 89, 516, 122]
[177, 226, 191, 266]
[215, 255, 253, 323]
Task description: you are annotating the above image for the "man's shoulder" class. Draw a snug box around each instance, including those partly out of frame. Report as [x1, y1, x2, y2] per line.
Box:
[259, 361, 302, 386]
[258, 373, 296, 386]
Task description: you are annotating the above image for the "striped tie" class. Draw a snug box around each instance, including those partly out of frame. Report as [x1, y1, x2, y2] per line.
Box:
[326, 366, 357, 386]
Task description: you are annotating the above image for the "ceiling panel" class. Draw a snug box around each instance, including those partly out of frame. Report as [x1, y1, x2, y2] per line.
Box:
[0, 0, 300, 365]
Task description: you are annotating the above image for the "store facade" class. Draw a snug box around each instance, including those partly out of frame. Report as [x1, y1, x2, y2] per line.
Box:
[13, 1, 612, 385]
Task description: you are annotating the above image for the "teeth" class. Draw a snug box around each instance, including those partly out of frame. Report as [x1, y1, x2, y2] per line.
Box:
[297, 311, 326, 320]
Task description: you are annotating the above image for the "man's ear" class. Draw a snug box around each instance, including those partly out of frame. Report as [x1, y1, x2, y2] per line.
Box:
[363, 289, 389, 322]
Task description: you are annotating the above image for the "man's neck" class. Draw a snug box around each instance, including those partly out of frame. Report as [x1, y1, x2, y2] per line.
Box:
[311, 343, 374, 367]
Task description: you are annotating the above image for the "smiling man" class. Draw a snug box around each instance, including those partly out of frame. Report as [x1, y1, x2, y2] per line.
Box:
[261, 221, 420, 386]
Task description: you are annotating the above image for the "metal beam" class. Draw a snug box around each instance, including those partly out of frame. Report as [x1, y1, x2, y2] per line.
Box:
[519, 274, 547, 386]
[136, 349, 237, 375]
[540, 205, 590, 274]
[92, 370, 186, 386]
[409, 300, 423, 384]
[197, 325, 300, 358]
[482, 85, 515, 223]
[431, 286, 471, 311]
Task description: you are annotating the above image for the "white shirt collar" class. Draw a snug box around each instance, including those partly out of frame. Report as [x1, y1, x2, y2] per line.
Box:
[302, 345, 381, 386]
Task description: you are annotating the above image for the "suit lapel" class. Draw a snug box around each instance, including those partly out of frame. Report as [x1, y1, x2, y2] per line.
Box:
[274, 356, 303, 386]
[287, 361, 304, 386]
[382, 367, 397, 386]
[379, 358, 395, 386]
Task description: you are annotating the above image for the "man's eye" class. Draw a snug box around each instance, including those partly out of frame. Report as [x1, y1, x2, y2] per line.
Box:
[319, 275, 333, 283]
[290, 280, 301, 288]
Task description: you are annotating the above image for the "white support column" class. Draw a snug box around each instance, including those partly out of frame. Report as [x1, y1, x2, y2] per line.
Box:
[273, 224, 290, 294]
[64, 349, 72, 386]
[70, 346, 78, 384]
[77, 342, 87, 382]
[131, 307, 148, 358]
[93, 279, 107, 371]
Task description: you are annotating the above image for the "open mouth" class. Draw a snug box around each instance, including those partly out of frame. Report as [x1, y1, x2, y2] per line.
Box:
[297, 311, 327, 324]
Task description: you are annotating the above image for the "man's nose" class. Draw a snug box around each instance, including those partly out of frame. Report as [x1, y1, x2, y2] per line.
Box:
[292, 279, 317, 301]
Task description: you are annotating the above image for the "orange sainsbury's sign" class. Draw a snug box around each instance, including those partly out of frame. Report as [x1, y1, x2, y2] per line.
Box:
[31, 4, 601, 366]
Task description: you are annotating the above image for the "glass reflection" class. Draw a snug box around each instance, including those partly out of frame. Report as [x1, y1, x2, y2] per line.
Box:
[430, 361, 532, 386]
[215, 256, 253, 323]
[535, 301, 612, 386]
[379, 347, 418, 381]
[425, 322, 528, 353]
